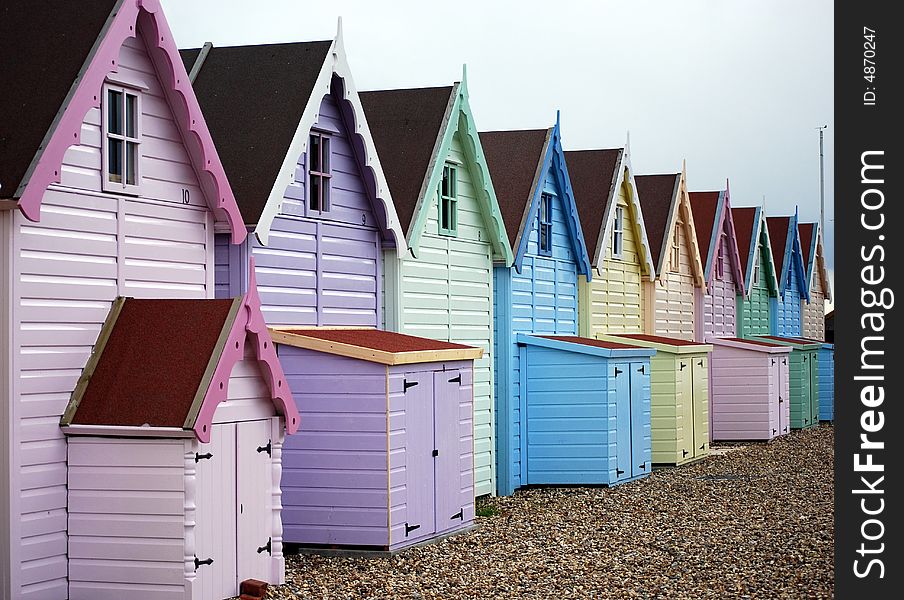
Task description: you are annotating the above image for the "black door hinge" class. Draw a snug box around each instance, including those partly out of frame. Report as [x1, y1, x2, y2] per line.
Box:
[779, 396, 783, 403]
[403, 379, 419, 392]
[697, 360, 704, 367]
[783, 358, 787, 365]
[451, 509, 463, 521]
[638, 365, 645, 374]
[194, 555, 214, 569]
[194, 452, 213, 462]
[682, 449, 689, 457]
[405, 522, 420, 536]
[784, 427, 788, 433]
[257, 440, 271, 456]
[700, 443, 706, 450]
[639, 462, 646, 471]
[614, 367, 623, 376]
[680, 362, 687, 371]
[448, 374, 461, 384]
[772, 359, 775, 366]
[616, 468, 624, 476]
[773, 428, 777, 434]
[432, 449, 439, 457]
[257, 537, 272, 555]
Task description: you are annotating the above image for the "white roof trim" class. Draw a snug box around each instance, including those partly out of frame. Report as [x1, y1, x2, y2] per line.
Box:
[252, 21, 406, 252]
[61, 424, 194, 438]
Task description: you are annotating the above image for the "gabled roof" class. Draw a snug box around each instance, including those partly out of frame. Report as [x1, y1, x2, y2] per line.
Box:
[479, 116, 592, 277]
[766, 213, 809, 300]
[61, 261, 298, 442]
[733, 206, 779, 296]
[182, 22, 405, 247]
[799, 222, 833, 302]
[359, 71, 512, 263]
[566, 140, 655, 279]
[636, 165, 705, 287]
[0, 0, 244, 241]
[690, 184, 744, 294]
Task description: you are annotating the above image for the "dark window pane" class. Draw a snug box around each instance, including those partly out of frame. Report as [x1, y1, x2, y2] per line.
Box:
[450, 167, 456, 198]
[108, 138, 123, 182]
[322, 177, 330, 212]
[310, 135, 320, 172]
[126, 142, 137, 185]
[441, 198, 450, 230]
[108, 90, 122, 135]
[322, 137, 330, 173]
[125, 94, 137, 138]
[310, 175, 320, 211]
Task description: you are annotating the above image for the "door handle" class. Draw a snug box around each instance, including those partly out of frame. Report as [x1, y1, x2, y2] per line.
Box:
[194, 452, 213, 462]
[194, 556, 214, 569]
[256, 440, 271, 456]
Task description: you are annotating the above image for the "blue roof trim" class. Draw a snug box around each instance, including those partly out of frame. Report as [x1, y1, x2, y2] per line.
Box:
[515, 333, 656, 358]
[777, 211, 810, 302]
[804, 222, 820, 290]
[702, 190, 726, 283]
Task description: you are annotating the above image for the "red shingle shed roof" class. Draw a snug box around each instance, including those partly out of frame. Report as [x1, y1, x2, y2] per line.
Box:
[732, 207, 758, 281]
[565, 149, 623, 259]
[618, 333, 703, 347]
[635, 174, 680, 270]
[767, 216, 791, 271]
[799, 222, 815, 268]
[689, 191, 721, 268]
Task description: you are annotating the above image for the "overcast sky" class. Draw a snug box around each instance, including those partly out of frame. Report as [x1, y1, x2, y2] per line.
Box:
[161, 0, 834, 277]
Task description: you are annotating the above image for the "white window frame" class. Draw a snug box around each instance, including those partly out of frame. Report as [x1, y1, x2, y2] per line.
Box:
[670, 231, 681, 273]
[308, 131, 332, 214]
[102, 83, 141, 195]
[752, 257, 760, 287]
[612, 206, 624, 259]
[716, 238, 725, 280]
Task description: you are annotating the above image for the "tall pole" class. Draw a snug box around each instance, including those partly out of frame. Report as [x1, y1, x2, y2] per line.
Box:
[817, 125, 827, 235]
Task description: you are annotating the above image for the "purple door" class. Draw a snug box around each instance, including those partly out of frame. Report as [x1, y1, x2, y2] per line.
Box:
[434, 369, 466, 533]
[776, 355, 789, 436]
[402, 371, 436, 543]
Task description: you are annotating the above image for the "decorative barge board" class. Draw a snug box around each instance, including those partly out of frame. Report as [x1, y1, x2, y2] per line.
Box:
[596, 334, 712, 466]
[514, 335, 654, 486]
[0, 2, 245, 596]
[766, 213, 809, 337]
[268, 328, 482, 551]
[182, 27, 405, 328]
[360, 77, 513, 497]
[634, 166, 706, 340]
[707, 338, 791, 441]
[478, 120, 593, 496]
[799, 222, 834, 421]
[566, 144, 656, 337]
[752, 336, 821, 429]
[733, 207, 780, 338]
[59, 284, 298, 600]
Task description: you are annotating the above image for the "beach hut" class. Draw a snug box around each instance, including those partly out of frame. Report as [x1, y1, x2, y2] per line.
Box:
[566, 141, 656, 337]
[481, 119, 649, 494]
[634, 166, 706, 340]
[767, 213, 808, 337]
[181, 25, 405, 325]
[752, 337, 821, 429]
[513, 335, 655, 486]
[799, 222, 834, 421]
[59, 274, 298, 600]
[596, 334, 712, 465]
[733, 207, 780, 338]
[268, 328, 482, 550]
[0, 1, 245, 595]
[360, 75, 513, 497]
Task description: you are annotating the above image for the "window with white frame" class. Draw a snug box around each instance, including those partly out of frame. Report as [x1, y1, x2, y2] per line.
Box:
[309, 132, 331, 212]
[670, 228, 681, 272]
[612, 206, 624, 258]
[752, 257, 760, 287]
[439, 164, 458, 236]
[538, 193, 553, 255]
[716, 239, 725, 279]
[103, 84, 141, 193]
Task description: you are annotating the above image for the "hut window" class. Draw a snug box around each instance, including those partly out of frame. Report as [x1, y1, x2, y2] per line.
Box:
[102, 84, 141, 194]
[716, 242, 725, 280]
[612, 206, 624, 258]
[439, 164, 458, 236]
[752, 258, 760, 286]
[308, 132, 331, 212]
[670, 232, 680, 272]
[538, 193, 553, 255]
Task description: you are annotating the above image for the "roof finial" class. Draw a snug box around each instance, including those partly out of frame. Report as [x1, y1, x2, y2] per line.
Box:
[556, 109, 561, 129]
[681, 158, 687, 176]
[334, 16, 345, 52]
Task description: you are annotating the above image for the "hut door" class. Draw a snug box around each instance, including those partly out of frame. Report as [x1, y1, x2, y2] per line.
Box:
[801, 353, 812, 426]
[677, 360, 694, 461]
[402, 371, 436, 543]
[774, 357, 789, 435]
[807, 352, 819, 425]
[194, 423, 238, 599]
[434, 370, 466, 534]
[629, 362, 650, 477]
[691, 357, 708, 457]
[613, 362, 632, 482]
[236, 419, 274, 584]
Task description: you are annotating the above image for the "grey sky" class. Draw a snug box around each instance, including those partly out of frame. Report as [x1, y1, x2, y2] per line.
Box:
[160, 0, 834, 278]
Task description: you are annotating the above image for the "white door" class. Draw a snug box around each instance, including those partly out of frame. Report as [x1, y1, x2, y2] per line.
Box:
[237, 419, 275, 583]
[194, 423, 238, 599]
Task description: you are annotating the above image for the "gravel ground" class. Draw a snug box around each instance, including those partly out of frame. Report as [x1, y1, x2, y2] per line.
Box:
[268, 424, 834, 599]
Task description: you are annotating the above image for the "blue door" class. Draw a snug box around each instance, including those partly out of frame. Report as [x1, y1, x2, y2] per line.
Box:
[613, 362, 632, 482]
[630, 362, 651, 478]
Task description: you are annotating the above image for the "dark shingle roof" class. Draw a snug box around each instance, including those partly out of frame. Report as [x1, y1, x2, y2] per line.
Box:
[181, 41, 333, 225]
[0, 0, 118, 197]
[564, 149, 622, 259]
[799, 222, 815, 269]
[767, 216, 792, 273]
[359, 86, 455, 237]
[689, 191, 721, 268]
[635, 174, 680, 270]
[732, 207, 758, 281]
[479, 129, 550, 249]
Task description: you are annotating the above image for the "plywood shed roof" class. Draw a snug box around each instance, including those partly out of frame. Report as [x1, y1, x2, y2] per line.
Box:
[636, 174, 681, 271]
[181, 41, 333, 224]
[565, 149, 623, 259]
[270, 327, 483, 365]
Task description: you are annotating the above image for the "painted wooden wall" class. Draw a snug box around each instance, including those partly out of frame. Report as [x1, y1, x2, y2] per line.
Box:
[650, 215, 696, 340]
[215, 84, 383, 329]
[774, 245, 804, 337]
[494, 168, 579, 495]
[579, 176, 644, 336]
[738, 233, 772, 338]
[789, 349, 819, 428]
[0, 209, 10, 597]
[703, 228, 738, 339]
[5, 28, 216, 598]
[818, 346, 834, 421]
[803, 273, 826, 341]
[649, 352, 709, 465]
[393, 128, 496, 498]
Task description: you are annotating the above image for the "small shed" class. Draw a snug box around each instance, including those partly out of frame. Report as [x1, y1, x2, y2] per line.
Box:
[597, 333, 712, 465]
[59, 281, 298, 599]
[269, 327, 482, 551]
[753, 336, 821, 429]
[733, 207, 780, 338]
[767, 213, 808, 337]
[708, 338, 792, 441]
[816, 342, 834, 422]
[515, 335, 655, 486]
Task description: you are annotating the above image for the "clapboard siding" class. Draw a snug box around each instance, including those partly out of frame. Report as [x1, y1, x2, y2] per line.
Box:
[1, 210, 11, 598]
[775, 251, 803, 337]
[9, 24, 215, 597]
[704, 230, 738, 339]
[67, 438, 186, 600]
[738, 238, 772, 337]
[396, 130, 495, 497]
[277, 346, 389, 547]
[653, 219, 696, 340]
[710, 346, 774, 439]
[803, 276, 825, 341]
[212, 341, 277, 425]
[580, 177, 644, 336]
[818, 345, 834, 421]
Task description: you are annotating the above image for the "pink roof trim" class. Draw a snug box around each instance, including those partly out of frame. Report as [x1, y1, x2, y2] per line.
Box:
[706, 183, 745, 295]
[15, 0, 245, 244]
[193, 259, 298, 442]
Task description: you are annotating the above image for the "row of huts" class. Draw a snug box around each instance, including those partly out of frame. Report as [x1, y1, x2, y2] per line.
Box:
[0, 2, 832, 599]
